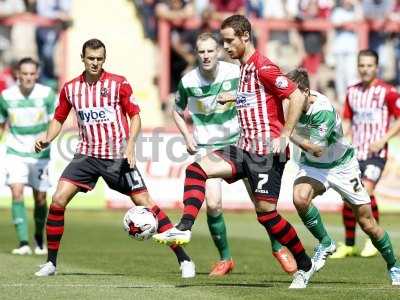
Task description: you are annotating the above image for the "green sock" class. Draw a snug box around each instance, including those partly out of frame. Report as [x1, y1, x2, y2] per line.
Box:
[207, 213, 231, 260]
[371, 231, 398, 269]
[299, 205, 332, 247]
[34, 203, 47, 241]
[269, 236, 283, 252]
[11, 201, 29, 244]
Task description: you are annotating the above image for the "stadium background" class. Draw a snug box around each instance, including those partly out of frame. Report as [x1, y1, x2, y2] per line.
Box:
[1, 0, 400, 212]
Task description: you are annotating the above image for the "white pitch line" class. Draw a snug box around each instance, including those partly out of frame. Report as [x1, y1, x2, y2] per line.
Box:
[0, 283, 397, 291]
[0, 283, 175, 288]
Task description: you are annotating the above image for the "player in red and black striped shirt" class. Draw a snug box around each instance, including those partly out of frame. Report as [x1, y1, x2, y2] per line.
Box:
[153, 15, 317, 289]
[33, 39, 195, 278]
[332, 49, 400, 259]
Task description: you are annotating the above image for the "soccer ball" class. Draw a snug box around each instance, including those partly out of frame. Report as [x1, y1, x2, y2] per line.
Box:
[123, 206, 158, 241]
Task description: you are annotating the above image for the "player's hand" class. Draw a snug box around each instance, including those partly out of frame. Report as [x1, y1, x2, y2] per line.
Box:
[185, 136, 198, 155]
[271, 136, 288, 154]
[369, 139, 386, 154]
[125, 142, 136, 169]
[217, 92, 236, 105]
[35, 137, 50, 153]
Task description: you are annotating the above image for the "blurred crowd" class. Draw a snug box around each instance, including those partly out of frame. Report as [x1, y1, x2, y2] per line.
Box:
[0, 0, 72, 92]
[134, 0, 400, 106]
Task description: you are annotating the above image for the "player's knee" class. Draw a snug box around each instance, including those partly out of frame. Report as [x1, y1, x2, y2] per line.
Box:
[358, 216, 376, 234]
[131, 191, 153, 207]
[51, 192, 68, 208]
[206, 200, 222, 215]
[293, 189, 311, 212]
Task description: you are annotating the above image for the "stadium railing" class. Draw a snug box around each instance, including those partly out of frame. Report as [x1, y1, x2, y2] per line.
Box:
[157, 17, 400, 103]
[0, 12, 68, 88]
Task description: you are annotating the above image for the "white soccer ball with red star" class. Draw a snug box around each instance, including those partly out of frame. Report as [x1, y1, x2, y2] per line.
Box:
[123, 206, 158, 241]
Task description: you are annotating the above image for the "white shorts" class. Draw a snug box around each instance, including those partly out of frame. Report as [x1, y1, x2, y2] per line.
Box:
[296, 157, 370, 206]
[4, 154, 51, 192]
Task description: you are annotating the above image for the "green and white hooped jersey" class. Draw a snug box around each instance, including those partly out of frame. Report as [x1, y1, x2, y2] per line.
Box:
[296, 90, 354, 168]
[0, 83, 55, 159]
[175, 61, 240, 148]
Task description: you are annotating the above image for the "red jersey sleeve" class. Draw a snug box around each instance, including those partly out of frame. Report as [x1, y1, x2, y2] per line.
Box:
[342, 93, 353, 120]
[386, 86, 400, 118]
[258, 64, 297, 100]
[54, 86, 72, 123]
[119, 80, 140, 118]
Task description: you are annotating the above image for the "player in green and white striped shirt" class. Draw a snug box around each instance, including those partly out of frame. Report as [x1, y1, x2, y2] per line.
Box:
[287, 68, 400, 285]
[0, 57, 55, 256]
[173, 32, 296, 276]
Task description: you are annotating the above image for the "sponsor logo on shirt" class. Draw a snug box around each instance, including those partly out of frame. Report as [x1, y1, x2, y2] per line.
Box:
[222, 81, 232, 91]
[275, 76, 288, 89]
[236, 95, 249, 108]
[77, 107, 116, 124]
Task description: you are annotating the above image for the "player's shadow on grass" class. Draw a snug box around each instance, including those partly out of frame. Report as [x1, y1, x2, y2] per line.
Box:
[58, 272, 125, 276]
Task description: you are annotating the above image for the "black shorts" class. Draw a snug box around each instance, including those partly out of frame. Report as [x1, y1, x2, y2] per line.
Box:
[60, 154, 147, 195]
[215, 145, 286, 203]
[358, 156, 386, 184]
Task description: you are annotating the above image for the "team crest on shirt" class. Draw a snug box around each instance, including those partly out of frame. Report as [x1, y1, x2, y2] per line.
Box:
[318, 123, 328, 136]
[101, 87, 109, 97]
[193, 87, 203, 96]
[222, 81, 231, 91]
[275, 76, 288, 89]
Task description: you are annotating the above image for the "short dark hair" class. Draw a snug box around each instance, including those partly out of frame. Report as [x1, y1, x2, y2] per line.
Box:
[221, 15, 252, 38]
[18, 57, 39, 70]
[81, 38, 106, 57]
[358, 49, 379, 65]
[196, 32, 219, 48]
[286, 68, 310, 92]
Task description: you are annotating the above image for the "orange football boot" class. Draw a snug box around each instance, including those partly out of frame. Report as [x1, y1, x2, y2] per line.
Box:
[209, 259, 235, 277]
[272, 247, 298, 275]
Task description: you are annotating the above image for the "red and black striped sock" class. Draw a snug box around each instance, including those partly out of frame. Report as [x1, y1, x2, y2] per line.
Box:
[46, 204, 65, 266]
[257, 210, 311, 271]
[177, 162, 208, 231]
[343, 203, 356, 246]
[370, 195, 379, 223]
[150, 205, 190, 263]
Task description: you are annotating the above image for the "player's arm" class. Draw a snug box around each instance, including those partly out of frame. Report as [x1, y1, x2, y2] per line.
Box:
[291, 110, 335, 157]
[173, 81, 197, 154]
[172, 109, 197, 155]
[126, 114, 141, 168]
[342, 94, 353, 141]
[282, 89, 306, 139]
[369, 88, 400, 153]
[0, 122, 5, 140]
[120, 80, 141, 168]
[258, 64, 306, 153]
[35, 86, 71, 153]
[290, 132, 324, 157]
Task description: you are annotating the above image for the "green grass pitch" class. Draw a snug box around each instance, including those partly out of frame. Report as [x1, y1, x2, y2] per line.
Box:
[0, 210, 399, 299]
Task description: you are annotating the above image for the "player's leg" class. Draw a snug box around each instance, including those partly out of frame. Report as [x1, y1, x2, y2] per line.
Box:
[130, 191, 195, 278]
[10, 183, 31, 255]
[103, 158, 195, 278]
[352, 203, 400, 285]
[245, 154, 315, 288]
[358, 179, 379, 257]
[35, 154, 99, 276]
[153, 147, 236, 245]
[293, 176, 336, 271]
[29, 159, 51, 255]
[244, 178, 296, 275]
[32, 189, 48, 255]
[205, 178, 235, 276]
[6, 156, 31, 254]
